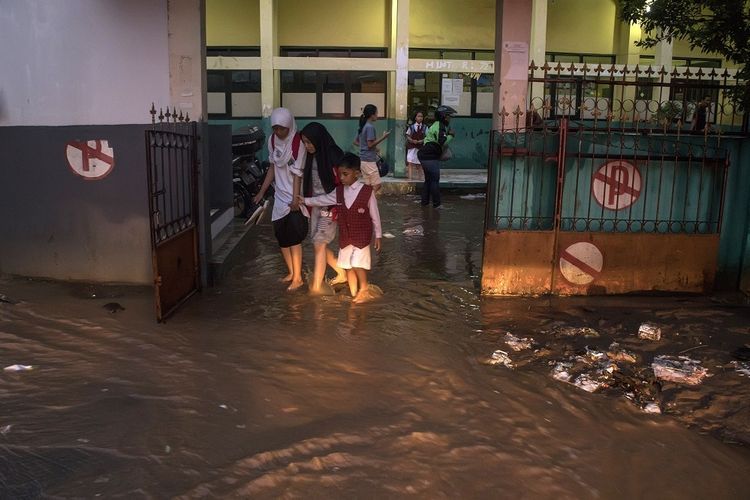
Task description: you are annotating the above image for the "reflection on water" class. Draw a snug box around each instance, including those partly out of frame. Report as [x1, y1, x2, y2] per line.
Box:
[1, 195, 750, 498]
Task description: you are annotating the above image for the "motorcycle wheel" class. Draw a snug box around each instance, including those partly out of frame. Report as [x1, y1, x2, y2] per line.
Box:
[233, 183, 251, 218]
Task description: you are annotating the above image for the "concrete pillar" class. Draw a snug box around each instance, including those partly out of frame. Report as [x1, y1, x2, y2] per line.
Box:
[654, 37, 673, 100]
[259, 0, 278, 118]
[168, 0, 207, 120]
[492, 0, 533, 131]
[529, 0, 547, 110]
[390, 0, 410, 178]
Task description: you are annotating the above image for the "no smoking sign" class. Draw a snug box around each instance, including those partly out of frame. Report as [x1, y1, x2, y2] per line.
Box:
[592, 160, 641, 210]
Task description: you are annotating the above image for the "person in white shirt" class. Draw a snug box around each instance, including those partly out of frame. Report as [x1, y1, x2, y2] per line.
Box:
[301, 153, 382, 303]
[253, 108, 307, 291]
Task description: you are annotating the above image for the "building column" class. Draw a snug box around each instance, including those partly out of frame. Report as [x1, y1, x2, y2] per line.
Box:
[529, 0, 547, 110]
[259, 0, 278, 118]
[492, 0, 533, 131]
[390, 0, 410, 178]
[654, 37, 673, 99]
[168, 0, 207, 120]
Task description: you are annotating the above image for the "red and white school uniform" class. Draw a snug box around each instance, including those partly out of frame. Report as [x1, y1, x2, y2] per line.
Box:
[304, 180, 382, 270]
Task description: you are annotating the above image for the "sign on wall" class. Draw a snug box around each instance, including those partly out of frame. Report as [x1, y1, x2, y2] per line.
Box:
[559, 241, 604, 286]
[65, 140, 115, 180]
[592, 160, 641, 211]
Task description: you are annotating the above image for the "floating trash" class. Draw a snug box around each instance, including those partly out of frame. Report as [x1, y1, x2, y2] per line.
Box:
[4, 365, 33, 372]
[730, 360, 750, 377]
[607, 342, 637, 364]
[551, 362, 573, 382]
[460, 193, 486, 200]
[642, 401, 662, 414]
[102, 302, 125, 314]
[504, 333, 532, 351]
[543, 325, 600, 338]
[1, 425, 12, 435]
[402, 225, 424, 236]
[638, 323, 661, 341]
[652, 356, 708, 385]
[383, 232, 396, 239]
[486, 350, 513, 368]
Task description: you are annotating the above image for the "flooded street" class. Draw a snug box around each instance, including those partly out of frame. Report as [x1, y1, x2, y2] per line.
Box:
[2, 195, 750, 498]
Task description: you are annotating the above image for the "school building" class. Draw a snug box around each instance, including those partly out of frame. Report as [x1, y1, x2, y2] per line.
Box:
[204, 0, 738, 175]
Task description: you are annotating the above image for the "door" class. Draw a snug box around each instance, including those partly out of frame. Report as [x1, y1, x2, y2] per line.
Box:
[145, 119, 201, 321]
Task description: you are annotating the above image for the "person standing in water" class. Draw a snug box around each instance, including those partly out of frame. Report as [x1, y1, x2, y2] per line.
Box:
[356, 104, 390, 192]
[303, 153, 382, 304]
[294, 122, 348, 294]
[253, 107, 307, 291]
[418, 105, 457, 208]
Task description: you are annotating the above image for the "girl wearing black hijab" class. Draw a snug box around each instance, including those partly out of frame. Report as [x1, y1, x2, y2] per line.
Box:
[293, 122, 347, 294]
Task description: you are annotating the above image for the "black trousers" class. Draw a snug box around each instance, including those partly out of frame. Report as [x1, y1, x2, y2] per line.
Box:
[420, 159, 441, 207]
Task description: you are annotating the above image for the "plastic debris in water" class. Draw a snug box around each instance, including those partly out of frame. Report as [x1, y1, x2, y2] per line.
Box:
[573, 373, 605, 393]
[460, 193, 486, 200]
[504, 333, 532, 351]
[102, 302, 125, 314]
[551, 362, 573, 382]
[730, 360, 750, 377]
[652, 355, 708, 385]
[607, 342, 637, 364]
[402, 225, 424, 236]
[383, 232, 396, 239]
[1, 425, 12, 435]
[545, 326, 600, 338]
[4, 364, 33, 372]
[487, 350, 513, 368]
[638, 323, 662, 341]
[642, 402, 662, 414]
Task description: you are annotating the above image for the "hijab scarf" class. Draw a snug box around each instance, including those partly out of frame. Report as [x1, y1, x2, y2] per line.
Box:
[268, 107, 297, 167]
[300, 122, 343, 196]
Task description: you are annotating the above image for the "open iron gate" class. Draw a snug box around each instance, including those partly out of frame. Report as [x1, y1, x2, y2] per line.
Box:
[482, 64, 745, 295]
[145, 107, 200, 321]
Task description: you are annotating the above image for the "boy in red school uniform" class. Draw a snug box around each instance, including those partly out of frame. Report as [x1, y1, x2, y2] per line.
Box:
[301, 153, 382, 303]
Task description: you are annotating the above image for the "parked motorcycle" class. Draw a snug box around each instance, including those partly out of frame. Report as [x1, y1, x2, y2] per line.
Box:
[232, 126, 272, 225]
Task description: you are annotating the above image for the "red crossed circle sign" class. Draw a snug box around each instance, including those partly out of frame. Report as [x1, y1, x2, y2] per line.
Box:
[592, 160, 641, 210]
[66, 140, 115, 180]
[559, 242, 603, 286]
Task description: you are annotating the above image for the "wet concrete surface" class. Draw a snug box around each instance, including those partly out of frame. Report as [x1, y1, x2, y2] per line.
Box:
[1, 195, 750, 498]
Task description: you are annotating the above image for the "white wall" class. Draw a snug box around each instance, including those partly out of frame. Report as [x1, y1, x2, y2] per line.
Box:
[0, 0, 171, 126]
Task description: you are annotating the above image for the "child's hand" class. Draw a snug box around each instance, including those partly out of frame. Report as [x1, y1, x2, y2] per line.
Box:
[382, 130, 391, 139]
[295, 195, 305, 206]
[374, 238, 382, 252]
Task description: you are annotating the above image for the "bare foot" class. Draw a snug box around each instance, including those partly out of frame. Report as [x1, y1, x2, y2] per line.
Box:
[286, 279, 304, 292]
[352, 285, 383, 304]
[309, 281, 335, 296]
[327, 274, 348, 286]
[279, 274, 293, 283]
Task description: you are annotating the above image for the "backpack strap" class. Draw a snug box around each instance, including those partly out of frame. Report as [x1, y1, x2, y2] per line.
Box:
[271, 132, 303, 161]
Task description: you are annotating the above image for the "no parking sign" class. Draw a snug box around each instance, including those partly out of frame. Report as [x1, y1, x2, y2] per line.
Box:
[66, 140, 115, 180]
[592, 160, 641, 210]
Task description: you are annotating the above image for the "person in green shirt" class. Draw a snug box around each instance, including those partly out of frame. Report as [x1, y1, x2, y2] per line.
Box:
[417, 105, 456, 208]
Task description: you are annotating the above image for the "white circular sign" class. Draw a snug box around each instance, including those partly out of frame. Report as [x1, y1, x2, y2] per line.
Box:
[559, 242, 604, 285]
[66, 140, 115, 180]
[592, 160, 641, 210]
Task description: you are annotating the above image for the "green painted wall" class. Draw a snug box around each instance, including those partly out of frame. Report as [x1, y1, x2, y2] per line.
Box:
[487, 131, 750, 290]
[209, 116, 493, 172]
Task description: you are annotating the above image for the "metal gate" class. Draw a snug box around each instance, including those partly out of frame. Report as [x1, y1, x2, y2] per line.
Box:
[145, 106, 200, 320]
[482, 63, 744, 295]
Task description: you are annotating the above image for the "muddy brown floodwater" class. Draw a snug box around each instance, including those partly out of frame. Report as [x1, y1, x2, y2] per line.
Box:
[1, 194, 750, 498]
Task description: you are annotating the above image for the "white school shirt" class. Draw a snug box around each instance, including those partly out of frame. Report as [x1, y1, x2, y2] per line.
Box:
[304, 181, 382, 239]
[268, 137, 306, 221]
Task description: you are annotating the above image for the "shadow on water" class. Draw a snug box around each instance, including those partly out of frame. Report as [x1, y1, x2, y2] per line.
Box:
[1, 195, 750, 497]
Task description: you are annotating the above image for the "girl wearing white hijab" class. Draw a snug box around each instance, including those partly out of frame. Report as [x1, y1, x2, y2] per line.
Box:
[253, 107, 307, 291]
